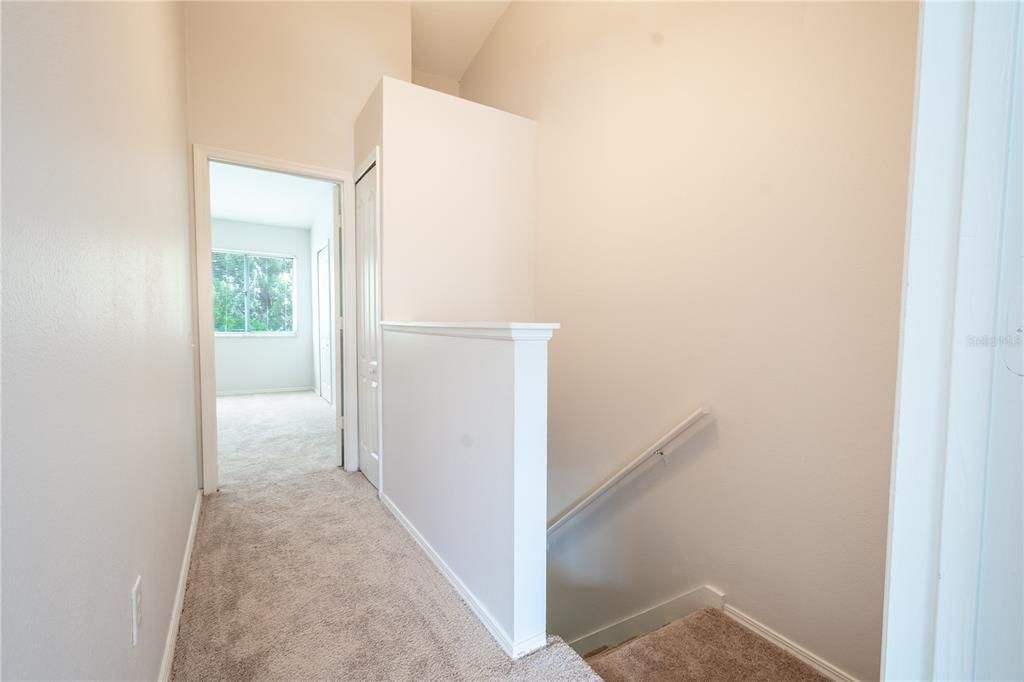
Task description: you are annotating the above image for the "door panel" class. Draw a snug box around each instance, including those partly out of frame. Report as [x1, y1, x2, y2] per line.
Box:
[316, 246, 332, 403]
[355, 163, 380, 489]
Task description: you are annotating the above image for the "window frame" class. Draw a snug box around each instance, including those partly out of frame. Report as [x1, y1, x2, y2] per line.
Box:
[212, 248, 299, 337]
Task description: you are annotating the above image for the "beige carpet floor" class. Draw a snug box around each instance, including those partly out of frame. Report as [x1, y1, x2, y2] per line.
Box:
[586, 608, 829, 682]
[171, 391, 597, 681]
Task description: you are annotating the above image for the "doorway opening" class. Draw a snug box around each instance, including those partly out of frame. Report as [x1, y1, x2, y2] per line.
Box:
[192, 147, 357, 493]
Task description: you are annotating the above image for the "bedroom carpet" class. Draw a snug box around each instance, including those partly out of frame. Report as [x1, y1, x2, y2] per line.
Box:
[586, 608, 829, 682]
[171, 391, 596, 681]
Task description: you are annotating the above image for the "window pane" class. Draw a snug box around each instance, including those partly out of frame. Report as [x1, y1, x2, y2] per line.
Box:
[212, 252, 246, 332]
[247, 255, 294, 332]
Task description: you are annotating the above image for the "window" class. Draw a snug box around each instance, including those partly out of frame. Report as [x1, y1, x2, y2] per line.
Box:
[213, 251, 295, 334]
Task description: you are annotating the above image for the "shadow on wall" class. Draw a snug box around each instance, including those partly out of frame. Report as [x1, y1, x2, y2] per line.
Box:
[547, 423, 720, 642]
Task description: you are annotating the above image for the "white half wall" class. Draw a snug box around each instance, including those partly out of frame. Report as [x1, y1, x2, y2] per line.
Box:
[212, 219, 314, 395]
[380, 322, 557, 658]
[2, 3, 198, 678]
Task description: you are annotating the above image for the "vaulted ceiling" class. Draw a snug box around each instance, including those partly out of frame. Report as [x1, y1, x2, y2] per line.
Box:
[411, 2, 509, 83]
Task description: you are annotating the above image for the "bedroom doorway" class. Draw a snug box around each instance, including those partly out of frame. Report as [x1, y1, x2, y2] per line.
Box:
[192, 146, 357, 493]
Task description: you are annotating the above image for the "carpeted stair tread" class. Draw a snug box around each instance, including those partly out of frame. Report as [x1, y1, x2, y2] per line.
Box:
[585, 608, 829, 682]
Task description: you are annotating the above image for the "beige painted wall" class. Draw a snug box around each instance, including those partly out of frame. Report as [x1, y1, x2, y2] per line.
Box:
[460, 3, 918, 678]
[358, 78, 537, 321]
[412, 69, 461, 97]
[2, 3, 198, 678]
[185, 2, 412, 172]
[354, 80, 383, 172]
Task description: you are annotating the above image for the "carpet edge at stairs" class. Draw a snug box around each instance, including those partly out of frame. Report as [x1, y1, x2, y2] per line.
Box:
[584, 608, 830, 682]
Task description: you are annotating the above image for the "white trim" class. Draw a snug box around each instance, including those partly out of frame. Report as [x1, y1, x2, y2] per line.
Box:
[381, 494, 544, 659]
[192, 150, 217, 493]
[370, 149, 383, 494]
[928, 4, 1020, 678]
[215, 386, 315, 397]
[355, 152, 377, 184]
[723, 604, 858, 682]
[212, 246, 297, 259]
[215, 333, 298, 338]
[882, 4, 1023, 679]
[380, 321, 560, 342]
[880, 4, 971, 675]
[198, 145, 348, 182]
[569, 585, 724, 656]
[191, 145, 355, 494]
[331, 182, 346, 468]
[512, 631, 548, 658]
[313, 241, 333, 407]
[158, 492, 202, 682]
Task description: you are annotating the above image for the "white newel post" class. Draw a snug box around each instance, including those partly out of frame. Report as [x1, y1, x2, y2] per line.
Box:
[379, 322, 558, 658]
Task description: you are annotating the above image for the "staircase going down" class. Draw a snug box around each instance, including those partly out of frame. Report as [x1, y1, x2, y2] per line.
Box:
[584, 609, 829, 682]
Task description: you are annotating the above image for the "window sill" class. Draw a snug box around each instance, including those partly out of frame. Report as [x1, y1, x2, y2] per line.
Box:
[215, 332, 298, 338]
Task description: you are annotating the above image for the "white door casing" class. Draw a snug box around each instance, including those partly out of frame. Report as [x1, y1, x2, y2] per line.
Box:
[191, 145, 355, 493]
[316, 244, 332, 403]
[355, 153, 382, 490]
[332, 183, 345, 468]
[882, 3, 1023, 680]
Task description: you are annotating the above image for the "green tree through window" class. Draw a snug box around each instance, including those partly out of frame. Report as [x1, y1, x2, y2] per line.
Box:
[212, 251, 295, 333]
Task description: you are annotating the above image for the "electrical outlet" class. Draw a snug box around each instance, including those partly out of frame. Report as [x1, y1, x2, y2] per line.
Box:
[130, 576, 142, 646]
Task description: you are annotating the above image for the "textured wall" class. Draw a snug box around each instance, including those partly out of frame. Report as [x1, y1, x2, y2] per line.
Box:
[2, 3, 198, 678]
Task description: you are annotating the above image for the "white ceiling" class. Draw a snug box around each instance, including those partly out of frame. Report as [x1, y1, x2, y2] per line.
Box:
[411, 1, 510, 82]
[209, 161, 334, 229]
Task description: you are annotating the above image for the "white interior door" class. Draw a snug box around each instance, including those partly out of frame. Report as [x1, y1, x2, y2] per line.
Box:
[355, 162, 381, 489]
[316, 245, 332, 403]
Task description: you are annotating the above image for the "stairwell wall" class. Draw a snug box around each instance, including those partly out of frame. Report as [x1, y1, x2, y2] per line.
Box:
[459, 3, 919, 678]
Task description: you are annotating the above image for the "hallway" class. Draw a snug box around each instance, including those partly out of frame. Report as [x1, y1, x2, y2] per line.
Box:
[171, 392, 594, 680]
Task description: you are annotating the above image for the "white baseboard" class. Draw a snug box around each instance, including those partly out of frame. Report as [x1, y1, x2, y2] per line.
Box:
[723, 604, 858, 682]
[569, 584, 725, 656]
[381, 494, 544, 659]
[215, 386, 314, 397]
[158, 492, 202, 682]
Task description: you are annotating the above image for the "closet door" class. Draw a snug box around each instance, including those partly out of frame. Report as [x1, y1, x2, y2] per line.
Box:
[355, 161, 380, 489]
